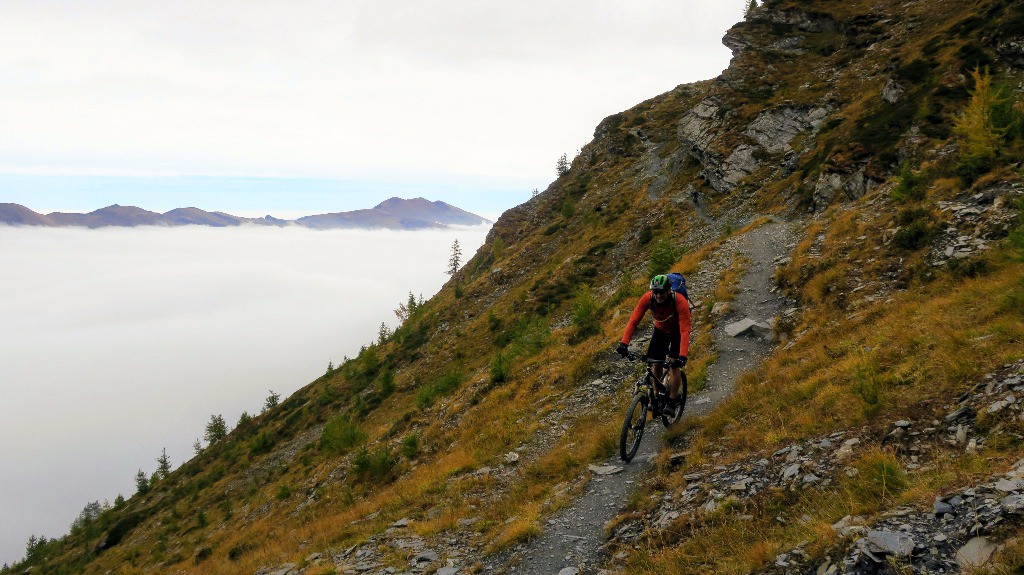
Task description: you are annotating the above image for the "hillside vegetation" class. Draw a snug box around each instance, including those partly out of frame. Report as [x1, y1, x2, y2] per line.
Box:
[7, 0, 1024, 573]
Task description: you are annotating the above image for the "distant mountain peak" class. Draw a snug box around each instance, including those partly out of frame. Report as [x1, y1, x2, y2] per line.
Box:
[0, 198, 489, 230]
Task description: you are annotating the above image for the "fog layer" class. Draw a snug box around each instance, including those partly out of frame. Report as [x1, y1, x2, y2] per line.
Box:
[0, 224, 489, 565]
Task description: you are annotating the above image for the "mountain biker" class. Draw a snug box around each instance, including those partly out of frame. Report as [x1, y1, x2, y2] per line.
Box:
[616, 274, 691, 414]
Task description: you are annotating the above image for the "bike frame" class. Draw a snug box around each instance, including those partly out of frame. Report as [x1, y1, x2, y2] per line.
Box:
[619, 351, 684, 462]
[629, 352, 674, 406]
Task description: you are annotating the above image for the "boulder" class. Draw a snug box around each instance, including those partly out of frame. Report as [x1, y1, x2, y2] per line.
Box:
[813, 169, 873, 210]
[956, 537, 999, 568]
[861, 530, 914, 557]
[725, 318, 773, 338]
[882, 79, 905, 103]
[1001, 494, 1024, 514]
[589, 464, 624, 476]
[744, 107, 830, 154]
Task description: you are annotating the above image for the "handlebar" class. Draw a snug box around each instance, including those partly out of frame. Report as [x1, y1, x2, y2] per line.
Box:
[620, 351, 675, 367]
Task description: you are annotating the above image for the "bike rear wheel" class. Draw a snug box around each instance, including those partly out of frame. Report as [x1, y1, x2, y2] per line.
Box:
[619, 392, 648, 462]
[662, 371, 688, 426]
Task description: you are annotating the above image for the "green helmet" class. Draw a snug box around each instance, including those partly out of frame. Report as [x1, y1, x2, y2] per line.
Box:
[649, 275, 670, 292]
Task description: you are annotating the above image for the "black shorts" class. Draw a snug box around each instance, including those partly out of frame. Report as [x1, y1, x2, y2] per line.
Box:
[646, 328, 680, 359]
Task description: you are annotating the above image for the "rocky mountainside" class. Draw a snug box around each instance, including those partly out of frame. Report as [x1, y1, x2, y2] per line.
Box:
[6, 0, 1024, 574]
[0, 197, 489, 230]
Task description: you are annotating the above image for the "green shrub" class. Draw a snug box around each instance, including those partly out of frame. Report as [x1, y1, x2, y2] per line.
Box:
[893, 221, 937, 250]
[227, 542, 255, 561]
[955, 153, 995, 185]
[844, 450, 908, 510]
[896, 207, 929, 225]
[316, 384, 340, 406]
[416, 370, 466, 409]
[956, 43, 994, 73]
[321, 415, 366, 454]
[487, 311, 502, 333]
[854, 360, 882, 417]
[377, 370, 395, 399]
[351, 446, 396, 482]
[946, 256, 991, 278]
[1007, 216, 1024, 259]
[275, 485, 293, 500]
[490, 352, 511, 383]
[495, 315, 551, 359]
[400, 433, 420, 459]
[896, 58, 934, 84]
[569, 285, 602, 343]
[892, 165, 928, 202]
[999, 274, 1024, 316]
[249, 431, 275, 455]
[648, 239, 684, 278]
[194, 547, 212, 564]
[560, 198, 575, 219]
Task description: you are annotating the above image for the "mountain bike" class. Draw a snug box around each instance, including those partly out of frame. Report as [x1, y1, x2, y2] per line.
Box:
[618, 352, 687, 462]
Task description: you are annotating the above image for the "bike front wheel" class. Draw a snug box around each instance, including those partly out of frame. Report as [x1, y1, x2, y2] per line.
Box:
[619, 392, 648, 462]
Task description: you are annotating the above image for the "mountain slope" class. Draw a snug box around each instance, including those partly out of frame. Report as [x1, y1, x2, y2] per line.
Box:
[295, 197, 491, 229]
[0, 203, 55, 226]
[7, 0, 1024, 574]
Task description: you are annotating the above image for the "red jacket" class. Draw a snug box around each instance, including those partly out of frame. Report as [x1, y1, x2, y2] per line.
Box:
[620, 291, 691, 356]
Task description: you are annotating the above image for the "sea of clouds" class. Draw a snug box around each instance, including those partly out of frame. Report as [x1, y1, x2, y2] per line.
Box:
[0, 223, 490, 565]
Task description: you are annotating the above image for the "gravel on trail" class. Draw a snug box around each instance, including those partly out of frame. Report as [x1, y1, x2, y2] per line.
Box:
[491, 219, 801, 574]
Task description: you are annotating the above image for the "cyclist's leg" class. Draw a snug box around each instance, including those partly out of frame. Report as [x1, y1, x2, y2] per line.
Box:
[668, 367, 681, 399]
[667, 331, 682, 400]
[647, 328, 670, 388]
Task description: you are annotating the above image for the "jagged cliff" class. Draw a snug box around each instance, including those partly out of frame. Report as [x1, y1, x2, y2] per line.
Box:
[9, 0, 1024, 574]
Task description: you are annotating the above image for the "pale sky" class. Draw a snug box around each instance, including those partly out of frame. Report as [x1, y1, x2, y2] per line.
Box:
[0, 1, 743, 215]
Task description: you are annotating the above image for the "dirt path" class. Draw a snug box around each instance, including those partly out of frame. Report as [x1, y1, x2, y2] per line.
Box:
[491, 219, 799, 574]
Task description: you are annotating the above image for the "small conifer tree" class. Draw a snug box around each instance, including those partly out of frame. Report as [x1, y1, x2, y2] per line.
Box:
[447, 239, 462, 276]
[394, 291, 417, 323]
[25, 535, 37, 558]
[204, 414, 227, 444]
[263, 390, 281, 412]
[556, 153, 570, 177]
[134, 470, 149, 494]
[155, 448, 171, 479]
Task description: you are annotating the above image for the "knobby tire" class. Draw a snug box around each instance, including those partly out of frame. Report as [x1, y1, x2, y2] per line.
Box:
[619, 393, 647, 462]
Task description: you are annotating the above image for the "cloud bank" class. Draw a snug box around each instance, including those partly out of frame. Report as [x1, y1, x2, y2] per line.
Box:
[0, 224, 489, 565]
[0, 1, 740, 181]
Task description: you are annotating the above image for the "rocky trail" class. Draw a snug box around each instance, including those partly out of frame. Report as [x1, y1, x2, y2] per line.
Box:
[490, 219, 800, 574]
